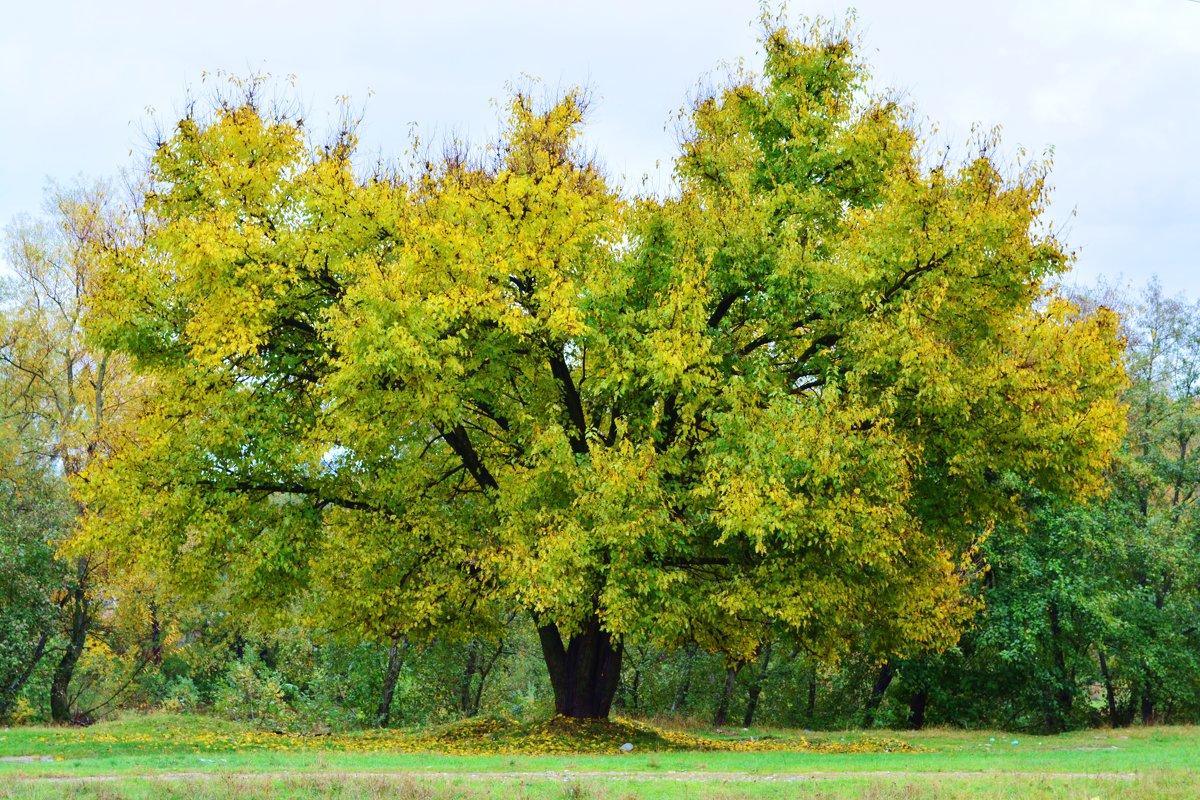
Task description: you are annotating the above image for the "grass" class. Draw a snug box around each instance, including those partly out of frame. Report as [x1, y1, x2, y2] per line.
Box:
[0, 714, 1196, 798]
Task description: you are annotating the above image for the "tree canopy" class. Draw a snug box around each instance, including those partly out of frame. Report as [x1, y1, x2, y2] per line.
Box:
[80, 20, 1126, 718]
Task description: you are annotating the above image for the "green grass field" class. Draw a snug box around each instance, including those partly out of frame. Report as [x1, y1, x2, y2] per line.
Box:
[1, 714, 1196, 798]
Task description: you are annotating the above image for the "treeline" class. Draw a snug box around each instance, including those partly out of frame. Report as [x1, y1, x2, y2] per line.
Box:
[0, 186, 1195, 731]
[3, 523, 1199, 734]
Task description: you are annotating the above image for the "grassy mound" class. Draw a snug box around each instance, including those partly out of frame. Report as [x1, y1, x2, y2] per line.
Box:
[429, 715, 689, 754]
[424, 714, 919, 755]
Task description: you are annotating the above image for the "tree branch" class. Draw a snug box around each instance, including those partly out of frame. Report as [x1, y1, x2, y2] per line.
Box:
[440, 424, 500, 492]
[547, 347, 589, 455]
[708, 290, 743, 329]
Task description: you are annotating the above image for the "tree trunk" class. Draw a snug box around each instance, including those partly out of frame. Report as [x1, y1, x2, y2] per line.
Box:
[806, 669, 817, 721]
[470, 639, 506, 717]
[0, 631, 49, 718]
[713, 664, 740, 727]
[627, 666, 642, 712]
[146, 603, 164, 665]
[51, 557, 90, 724]
[1123, 684, 1140, 729]
[743, 641, 773, 728]
[907, 688, 928, 730]
[1140, 592, 1166, 727]
[459, 641, 479, 715]
[375, 636, 405, 727]
[1141, 690, 1155, 726]
[537, 616, 623, 719]
[862, 660, 894, 729]
[1098, 651, 1122, 728]
[1046, 602, 1073, 732]
[670, 643, 698, 715]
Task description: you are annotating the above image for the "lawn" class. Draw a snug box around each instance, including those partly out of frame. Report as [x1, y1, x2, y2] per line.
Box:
[0, 714, 1196, 798]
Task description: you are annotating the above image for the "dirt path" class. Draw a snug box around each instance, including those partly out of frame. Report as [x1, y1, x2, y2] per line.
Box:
[4, 769, 1140, 784]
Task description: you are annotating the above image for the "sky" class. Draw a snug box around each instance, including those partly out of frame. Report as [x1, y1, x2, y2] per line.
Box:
[2, 0, 1197, 297]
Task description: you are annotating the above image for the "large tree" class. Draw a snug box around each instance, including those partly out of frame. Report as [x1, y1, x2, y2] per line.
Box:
[82, 22, 1125, 719]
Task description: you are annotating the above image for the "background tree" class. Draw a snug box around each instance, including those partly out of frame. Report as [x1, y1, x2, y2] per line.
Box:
[867, 283, 1200, 732]
[1, 182, 143, 722]
[0, 466, 71, 719]
[82, 20, 1125, 720]
[1092, 283, 1200, 724]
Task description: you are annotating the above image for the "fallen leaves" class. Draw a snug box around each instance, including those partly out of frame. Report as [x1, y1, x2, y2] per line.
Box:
[27, 714, 918, 758]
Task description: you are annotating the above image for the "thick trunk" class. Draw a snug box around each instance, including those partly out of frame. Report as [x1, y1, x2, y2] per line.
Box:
[743, 641, 773, 728]
[1140, 592, 1166, 727]
[51, 557, 90, 724]
[862, 660, 894, 729]
[713, 665, 740, 727]
[907, 688, 928, 730]
[0, 631, 49, 718]
[537, 616, 623, 719]
[375, 636, 405, 727]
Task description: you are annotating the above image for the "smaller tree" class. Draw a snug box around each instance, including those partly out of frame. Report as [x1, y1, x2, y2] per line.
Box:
[0, 467, 72, 719]
[885, 284, 1200, 732]
[1, 182, 144, 721]
[1099, 283, 1200, 724]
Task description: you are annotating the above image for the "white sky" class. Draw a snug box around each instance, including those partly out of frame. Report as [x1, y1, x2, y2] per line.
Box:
[3, 0, 1197, 297]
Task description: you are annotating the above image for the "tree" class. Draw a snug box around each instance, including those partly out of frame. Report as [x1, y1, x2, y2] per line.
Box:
[0, 468, 71, 719]
[0, 270, 75, 720]
[82, 20, 1125, 719]
[1, 182, 142, 721]
[1094, 283, 1200, 724]
[880, 284, 1200, 732]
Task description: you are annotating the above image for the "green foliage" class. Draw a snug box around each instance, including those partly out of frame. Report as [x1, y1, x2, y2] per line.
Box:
[850, 283, 1200, 733]
[0, 475, 71, 719]
[159, 676, 200, 713]
[215, 652, 295, 730]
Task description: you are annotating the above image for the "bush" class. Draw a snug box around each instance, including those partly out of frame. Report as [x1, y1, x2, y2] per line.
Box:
[215, 655, 294, 730]
[161, 676, 200, 713]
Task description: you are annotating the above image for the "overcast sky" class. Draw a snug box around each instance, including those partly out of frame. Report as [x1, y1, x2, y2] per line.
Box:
[3, 0, 1197, 297]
